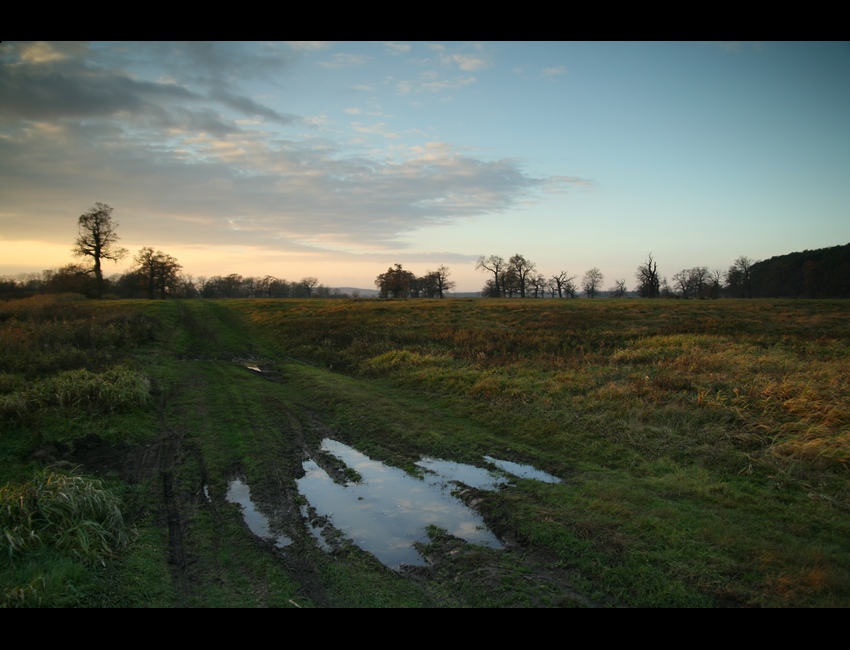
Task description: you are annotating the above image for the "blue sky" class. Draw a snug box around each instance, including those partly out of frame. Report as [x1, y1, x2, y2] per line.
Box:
[1, 41, 848, 293]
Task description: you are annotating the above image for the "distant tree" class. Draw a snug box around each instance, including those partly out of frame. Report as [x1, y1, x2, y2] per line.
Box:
[72, 202, 128, 298]
[725, 255, 756, 298]
[550, 271, 577, 299]
[480, 278, 500, 298]
[299, 277, 319, 298]
[709, 268, 724, 299]
[430, 265, 455, 298]
[375, 264, 416, 298]
[176, 274, 199, 299]
[582, 267, 604, 298]
[610, 279, 627, 298]
[529, 273, 547, 298]
[672, 268, 696, 299]
[42, 264, 94, 295]
[132, 247, 182, 299]
[418, 272, 438, 298]
[502, 267, 520, 297]
[475, 255, 508, 298]
[508, 254, 536, 298]
[635, 253, 660, 298]
[690, 266, 709, 299]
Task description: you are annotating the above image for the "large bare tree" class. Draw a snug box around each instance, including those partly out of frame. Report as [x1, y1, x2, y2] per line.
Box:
[475, 255, 507, 297]
[635, 253, 660, 298]
[72, 202, 127, 297]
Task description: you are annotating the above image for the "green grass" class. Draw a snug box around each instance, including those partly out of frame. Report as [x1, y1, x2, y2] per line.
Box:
[2, 296, 849, 606]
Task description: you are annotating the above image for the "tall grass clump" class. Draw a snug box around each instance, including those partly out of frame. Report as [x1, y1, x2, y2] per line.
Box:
[1, 469, 130, 607]
[1, 469, 129, 563]
[34, 367, 151, 413]
[0, 367, 150, 422]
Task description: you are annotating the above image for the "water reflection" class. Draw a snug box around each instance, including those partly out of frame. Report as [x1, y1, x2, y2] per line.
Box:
[415, 457, 510, 491]
[226, 478, 292, 548]
[483, 456, 561, 484]
[297, 439, 502, 569]
[230, 439, 562, 571]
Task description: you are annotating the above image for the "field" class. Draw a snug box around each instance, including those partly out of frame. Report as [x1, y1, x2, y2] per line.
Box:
[2, 295, 848, 607]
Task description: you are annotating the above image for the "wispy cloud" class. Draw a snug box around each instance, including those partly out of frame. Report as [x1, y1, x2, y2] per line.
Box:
[384, 42, 411, 55]
[318, 52, 370, 68]
[540, 66, 566, 78]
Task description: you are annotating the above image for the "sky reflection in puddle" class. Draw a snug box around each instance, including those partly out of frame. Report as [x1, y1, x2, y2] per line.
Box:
[483, 456, 561, 484]
[296, 439, 561, 570]
[226, 478, 292, 548]
[297, 439, 503, 569]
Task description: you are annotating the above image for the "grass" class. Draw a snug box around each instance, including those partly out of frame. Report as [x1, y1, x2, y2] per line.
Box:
[2, 295, 849, 607]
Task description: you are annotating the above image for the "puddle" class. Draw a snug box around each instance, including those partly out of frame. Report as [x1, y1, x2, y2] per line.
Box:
[228, 439, 562, 571]
[415, 457, 510, 491]
[296, 440, 562, 570]
[297, 439, 502, 570]
[483, 456, 561, 484]
[226, 478, 292, 548]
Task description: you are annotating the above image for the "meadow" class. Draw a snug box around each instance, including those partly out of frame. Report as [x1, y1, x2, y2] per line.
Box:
[2, 295, 848, 607]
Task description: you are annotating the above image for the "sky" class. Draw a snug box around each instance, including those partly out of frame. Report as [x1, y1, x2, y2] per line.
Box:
[2, 41, 849, 293]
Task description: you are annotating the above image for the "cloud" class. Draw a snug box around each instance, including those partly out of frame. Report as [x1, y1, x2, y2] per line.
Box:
[396, 75, 477, 95]
[0, 41, 294, 134]
[0, 107, 583, 253]
[318, 52, 370, 68]
[0, 50, 200, 122]
[287, 41, 333, 52]
[540, 66, 566, 78]
[0, 41, 590, 263]
[384, 42, 412, 55]
[440, 53, 489, 71]
[208, 88, 298, 125]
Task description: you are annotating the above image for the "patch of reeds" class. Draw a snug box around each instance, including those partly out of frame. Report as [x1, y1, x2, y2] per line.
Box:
[1, 468, 129, 563]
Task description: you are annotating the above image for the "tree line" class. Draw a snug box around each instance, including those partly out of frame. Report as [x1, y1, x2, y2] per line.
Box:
[476, 254, 609, 298]
[0, 203, 348, 300]
[473, 250, 849, 299]
[3, 203, 847, 301]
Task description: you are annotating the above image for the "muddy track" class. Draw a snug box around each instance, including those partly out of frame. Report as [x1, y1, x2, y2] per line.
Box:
[67, 301, 608, 607]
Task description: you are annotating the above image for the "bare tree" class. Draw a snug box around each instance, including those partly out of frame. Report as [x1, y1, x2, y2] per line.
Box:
[72, 202, 127, 297]
[299, 277, 319, 298]
[672, 269, 696, 298]
[690, 266, 709, 299]
[610, 279, 627, 298]
[475, 255, 507, 297]
[550, 271, 577, 299]
[635, 253, 660, 298]
[427, 265, 455, 298]
[582, 267, 604, 298]
[709, 268, 724, 299]
[529, 273, 548, 298]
